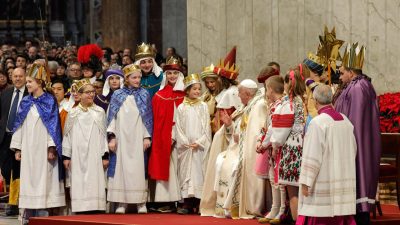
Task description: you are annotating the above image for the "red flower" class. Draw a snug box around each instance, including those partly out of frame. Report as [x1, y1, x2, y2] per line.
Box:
[379, 92, 400, 133]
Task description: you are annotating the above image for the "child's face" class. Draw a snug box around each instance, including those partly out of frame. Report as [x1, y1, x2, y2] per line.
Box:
[26, 76, 41, 94]
[78, 85, 95, 106]
[127, 72, 141, 88]
[166, 70, 180, 86]
[109, 75, 121, 90]
[139, 58, 154, 74]
[187, 83, 202, 99]
[204, 77, 218, 92]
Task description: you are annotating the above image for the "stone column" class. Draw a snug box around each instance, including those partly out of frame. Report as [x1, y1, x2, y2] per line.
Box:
[101, 0, 139, 51]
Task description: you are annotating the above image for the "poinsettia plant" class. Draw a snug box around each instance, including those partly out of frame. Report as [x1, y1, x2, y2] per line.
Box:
[379, 92, 400, 133]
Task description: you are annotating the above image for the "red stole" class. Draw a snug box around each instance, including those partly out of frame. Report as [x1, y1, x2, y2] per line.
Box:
[148, 85, 185, 181]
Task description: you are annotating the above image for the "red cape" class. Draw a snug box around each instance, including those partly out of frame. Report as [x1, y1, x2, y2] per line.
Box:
[148, 85, 185, 181]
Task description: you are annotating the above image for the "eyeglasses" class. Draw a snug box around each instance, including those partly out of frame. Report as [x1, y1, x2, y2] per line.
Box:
[70, 68, 81, 72]
[82, 90, 96, 95]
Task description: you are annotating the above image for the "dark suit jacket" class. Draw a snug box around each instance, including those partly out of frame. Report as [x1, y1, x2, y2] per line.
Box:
[0, 86, 29, 144]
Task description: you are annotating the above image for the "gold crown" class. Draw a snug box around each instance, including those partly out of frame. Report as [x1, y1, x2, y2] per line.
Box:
[27, 63, 50, 84]
[71, 79, 91, 93]
[184, 73, 201, 89]
[123, 64, 141, 78]
[306, 52, 325, 67]
[342, 42, 365, 70]
[135, 42, 156, 61]
[166, 56, 181, 66]
[316, 26, 345, 71]
[200, 64, 217, 80]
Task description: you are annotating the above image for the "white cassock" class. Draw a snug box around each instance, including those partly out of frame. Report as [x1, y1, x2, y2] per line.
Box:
[107, 95, 149, 203]
[176, 101, 211, 199]
[298, 113, 357, 217]
[62, 105, 107, 212]
[10, 105, 66, 209]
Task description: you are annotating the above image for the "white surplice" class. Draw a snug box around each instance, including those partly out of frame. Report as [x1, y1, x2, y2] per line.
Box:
[176, 101, 211, 199]
[10, 105, 66, 209]
[62, 104, 107, 212]
[107, 95, 149, 204]
[298, 113, 357, 217]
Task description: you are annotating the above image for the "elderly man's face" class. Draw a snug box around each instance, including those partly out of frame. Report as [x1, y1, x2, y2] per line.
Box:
[68, 64, 82, 80]
[28, 47, 38, 59]
[238, 87, 251, 105]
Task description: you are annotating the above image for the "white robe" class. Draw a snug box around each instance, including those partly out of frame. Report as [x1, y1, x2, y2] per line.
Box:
[176, 101, 211, 199]
[298, 113, 357, 217]
[152, 104, 181, 202]
[10, 105, 65, 209]
[107, 95, 150, 203]
[237, 90, 268, 218]
[62, 105, 107, 212]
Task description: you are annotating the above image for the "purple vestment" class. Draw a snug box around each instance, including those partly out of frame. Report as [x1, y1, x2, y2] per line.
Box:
[334, 75, 382, 213]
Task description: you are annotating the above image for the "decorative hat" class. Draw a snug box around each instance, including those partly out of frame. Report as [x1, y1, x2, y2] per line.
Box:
[77, 44, 104, 73]
[257, 66, 280, 83]
[240, 79, 257, 89]
[200, 64, 218, 80]
[103, 64, 124, 96]
[303, 53, 325, 75]
[342, 42, 365, 70]
[71, 78, 91, 93]
[184, 73, 201, 89]
[134, 42, 156, 61]
[213, 46, 239, 80]
[27, 63, 51, 84]
[163, 56, 183, 72]
[104, 64, 124, 80]
[123, 64, 142, 78]
[316, 26, 345, 72]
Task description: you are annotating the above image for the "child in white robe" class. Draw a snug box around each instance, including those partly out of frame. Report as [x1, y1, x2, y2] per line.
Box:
[62, 79, 107, 213]
[176, 74, 211, 214]
[107, 64, 153, 214]
[10, 63, 65, 224]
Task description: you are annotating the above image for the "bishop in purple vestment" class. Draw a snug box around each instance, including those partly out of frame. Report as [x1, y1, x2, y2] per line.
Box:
[334, 65, 381, 225]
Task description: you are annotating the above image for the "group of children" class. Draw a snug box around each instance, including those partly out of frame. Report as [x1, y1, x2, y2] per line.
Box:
[10, 48, 215, 224]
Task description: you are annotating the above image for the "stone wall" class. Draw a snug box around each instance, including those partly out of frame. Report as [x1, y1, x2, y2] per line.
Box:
[187, 0, 400, 94]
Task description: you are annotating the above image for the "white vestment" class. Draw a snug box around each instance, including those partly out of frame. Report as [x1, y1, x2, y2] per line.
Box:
[298, 113, 357, 217]
[237, 90, 268, 218]
[176, 101, 211, 199]
[62, 105, 107, 212]
[10, 105, 66, 209]
[107, 96, 150, 203]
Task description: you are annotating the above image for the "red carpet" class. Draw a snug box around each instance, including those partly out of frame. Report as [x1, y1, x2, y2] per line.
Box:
[29, 204, 400, 225]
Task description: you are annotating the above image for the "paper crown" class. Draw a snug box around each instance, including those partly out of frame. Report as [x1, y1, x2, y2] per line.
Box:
[135, 43, 156, 61]
[342, 42, 365, 70]
[27, 63, 51, 84]
[77, 44, 103, 72]
[163, 56, 183, 72]
[184, 73, 201, 89]
[213, 46, 239, 80]
[123, 64, 142, 78]
[200, 64, 218, 80]
[105, 64, 124, 79]
[316, 26, 345, 71]
[303, 52, 325, 75]
[71, 78, 91, 93]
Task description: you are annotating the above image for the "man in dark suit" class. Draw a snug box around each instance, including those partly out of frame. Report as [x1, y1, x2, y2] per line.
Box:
[0, 67, 27, 216]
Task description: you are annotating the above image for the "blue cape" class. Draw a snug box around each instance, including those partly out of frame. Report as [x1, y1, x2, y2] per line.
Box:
[106, 87, 153, 177]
